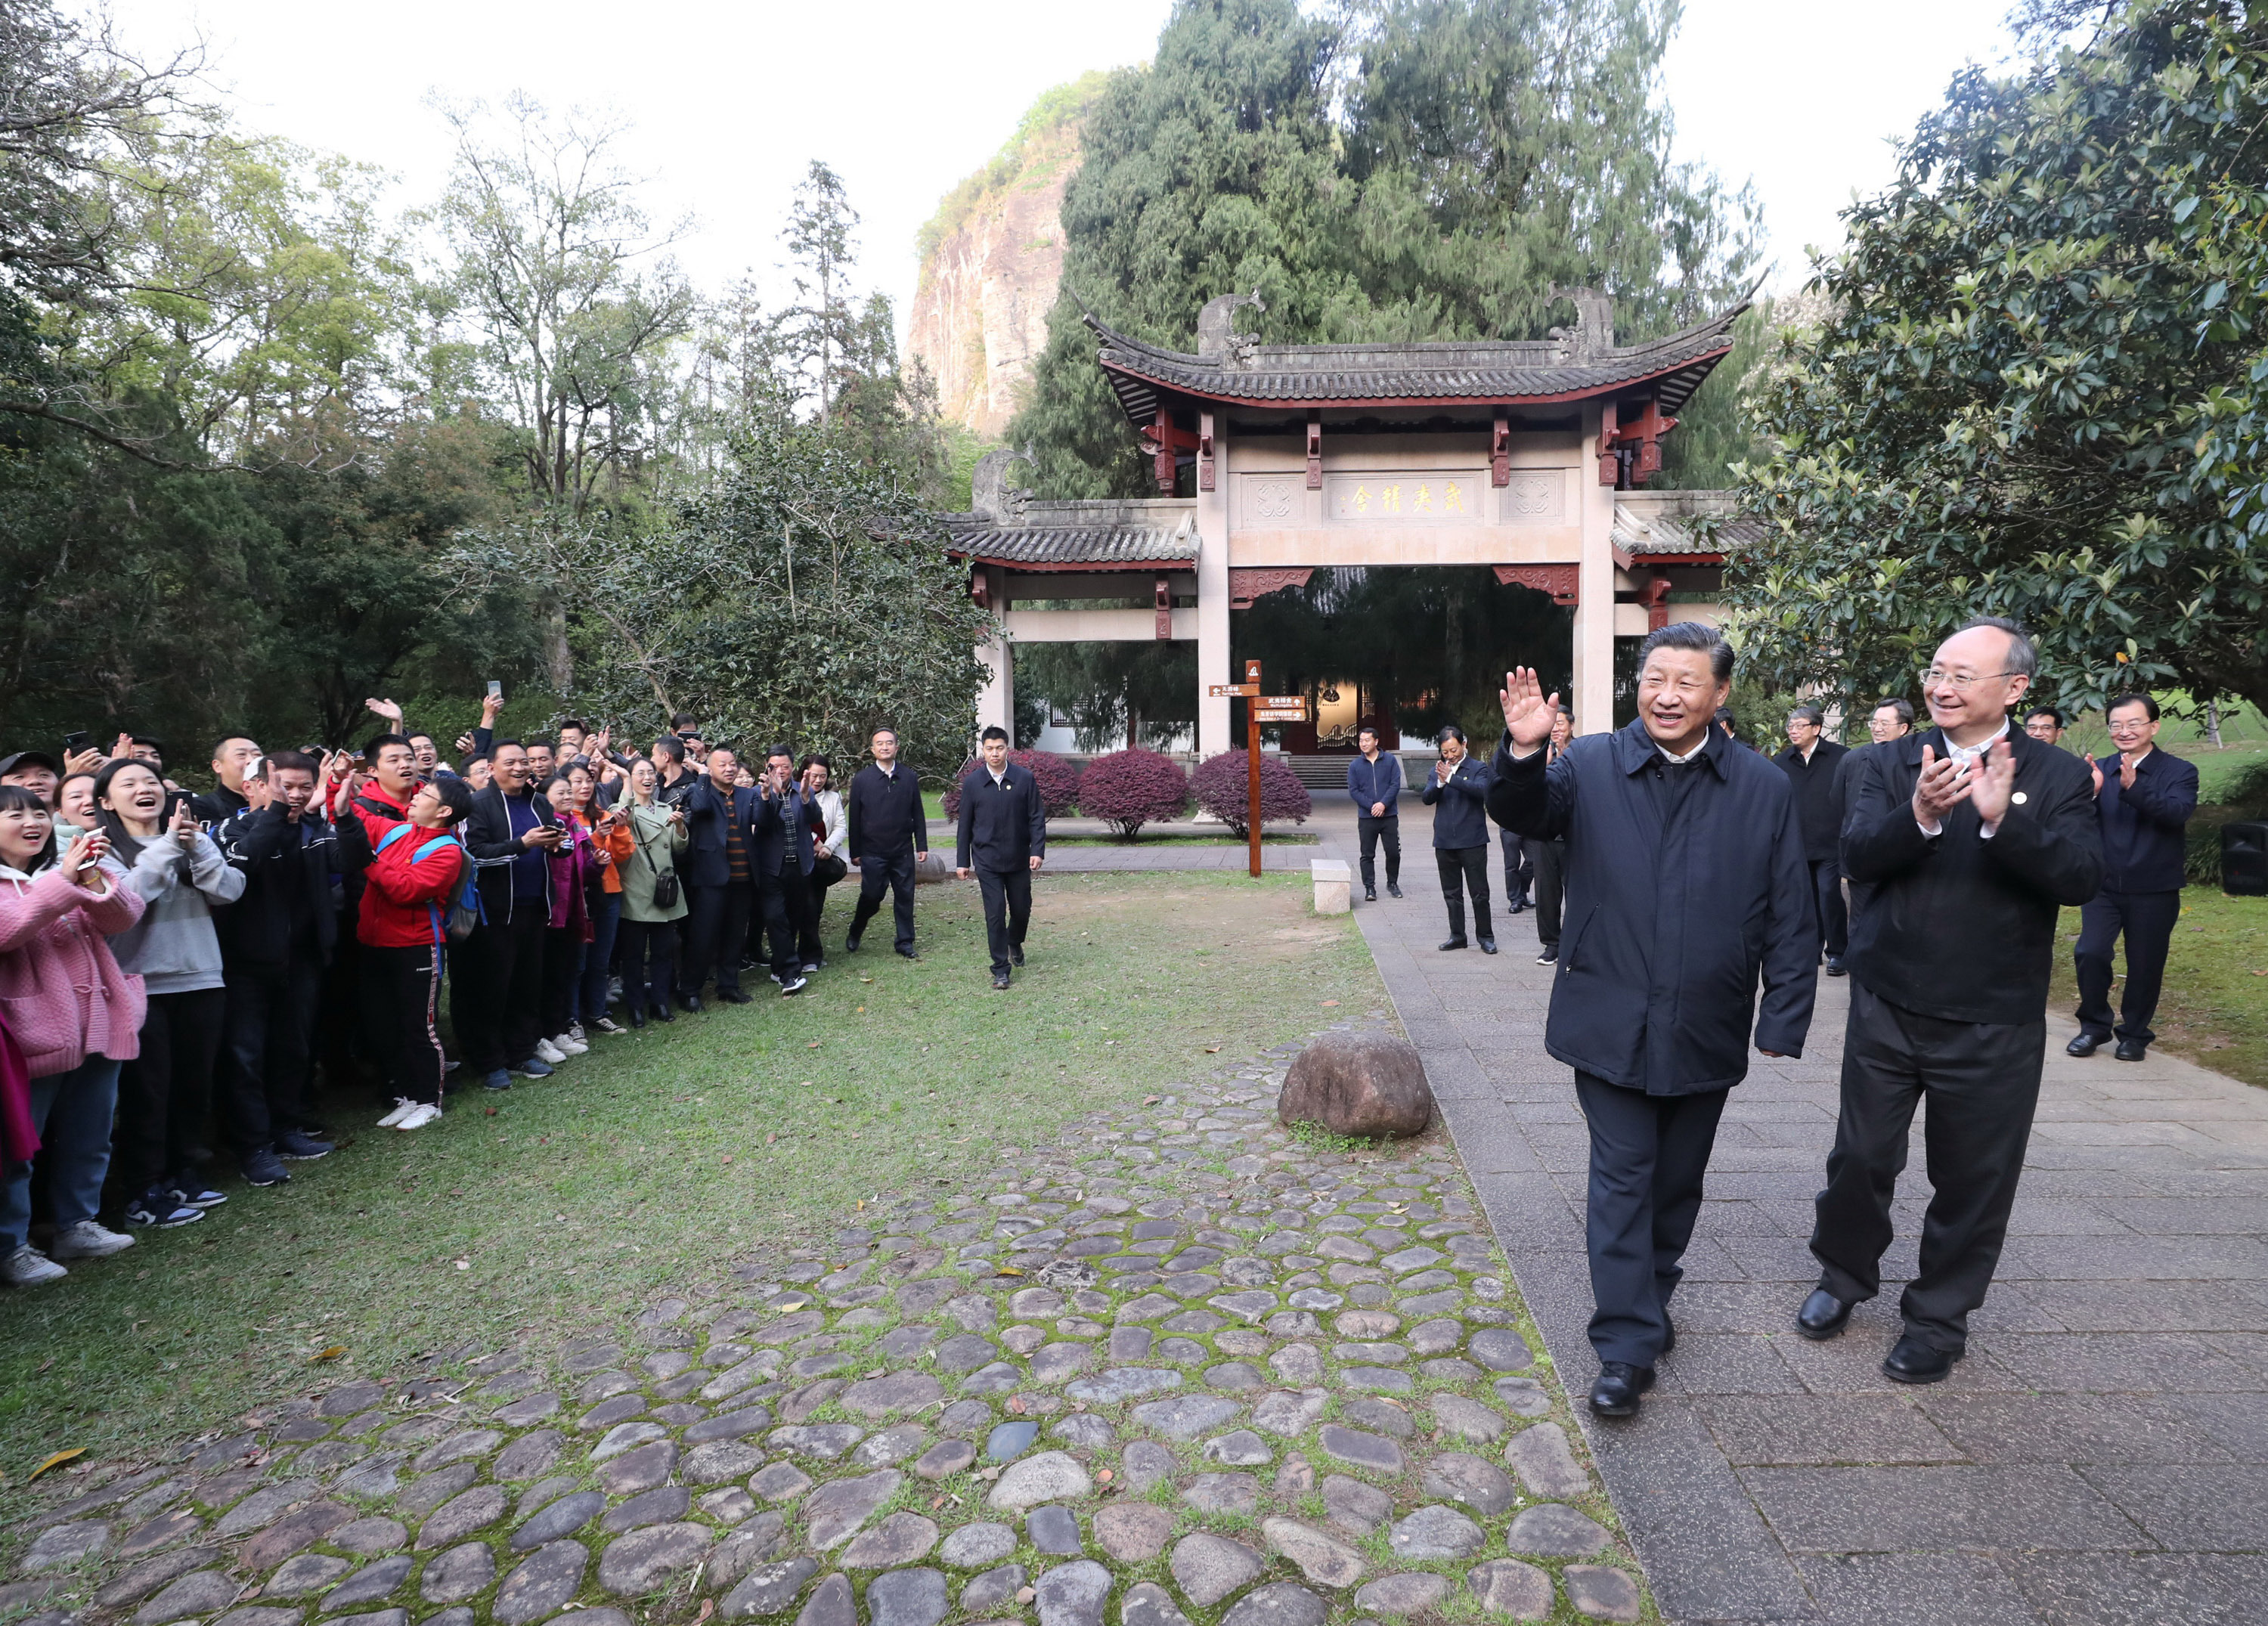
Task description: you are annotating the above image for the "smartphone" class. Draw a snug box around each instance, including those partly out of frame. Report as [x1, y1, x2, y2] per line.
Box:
[487, 680, 503, 699]
[162, 788, 195, 823]
[62, 729, 90, 754]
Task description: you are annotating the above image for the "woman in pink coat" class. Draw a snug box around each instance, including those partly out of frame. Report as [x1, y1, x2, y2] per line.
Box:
[0, 783, 147, 1286]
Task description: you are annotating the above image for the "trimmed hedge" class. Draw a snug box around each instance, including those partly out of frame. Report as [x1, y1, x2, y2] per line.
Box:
[1075, 748, 1191, 840]
[1191, 749, 1312, 838]
[938, 748, 1082, 819]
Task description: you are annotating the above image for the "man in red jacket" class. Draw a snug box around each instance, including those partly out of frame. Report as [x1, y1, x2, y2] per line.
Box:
[354, 776, 474, 1132]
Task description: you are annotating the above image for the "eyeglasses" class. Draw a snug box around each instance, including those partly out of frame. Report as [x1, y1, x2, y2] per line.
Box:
[2107, 718, 2152, 733]
[1921, 669, 2017, 691]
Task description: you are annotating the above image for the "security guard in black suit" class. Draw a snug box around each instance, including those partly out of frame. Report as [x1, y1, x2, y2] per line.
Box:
[955, 726, 1048, 989]
[845, 726, 928, 958]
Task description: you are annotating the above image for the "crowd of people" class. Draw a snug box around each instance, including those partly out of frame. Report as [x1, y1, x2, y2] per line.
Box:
[0, 700, 967, 1287]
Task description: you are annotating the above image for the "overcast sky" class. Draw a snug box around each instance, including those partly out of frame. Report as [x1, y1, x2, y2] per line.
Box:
[101, 0, 2022, 330]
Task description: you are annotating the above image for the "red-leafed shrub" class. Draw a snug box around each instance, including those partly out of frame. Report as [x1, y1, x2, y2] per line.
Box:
[1076, 748, 1191, 840]
[939, 748, 1083, 819]
[1192, 749, 1312, 838]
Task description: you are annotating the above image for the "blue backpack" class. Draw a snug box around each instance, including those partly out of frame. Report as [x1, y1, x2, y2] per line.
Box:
[375, 825, 483, 943]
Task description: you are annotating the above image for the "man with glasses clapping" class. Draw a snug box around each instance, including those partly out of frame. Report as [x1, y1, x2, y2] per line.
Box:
[1800, 618, 2102, 1386]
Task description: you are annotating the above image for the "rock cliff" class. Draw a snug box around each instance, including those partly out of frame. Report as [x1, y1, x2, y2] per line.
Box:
[909, 76, 1103, 438]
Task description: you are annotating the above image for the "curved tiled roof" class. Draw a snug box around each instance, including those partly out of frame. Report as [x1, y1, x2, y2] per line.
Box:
[1610, 491, 1764, 564]
[1089, 302, 1746, 430]
[945, 501, 1198, 571]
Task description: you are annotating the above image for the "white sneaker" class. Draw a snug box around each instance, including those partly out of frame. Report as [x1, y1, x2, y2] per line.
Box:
[534, 1038, 568, 1065]
[550, 1033, 588, 1057]
[376, 1097, 416, 1129]
[3, 1245, 67, 1285]
[394, 1101, 443, 1131]
[48, 1219, 135, 1260]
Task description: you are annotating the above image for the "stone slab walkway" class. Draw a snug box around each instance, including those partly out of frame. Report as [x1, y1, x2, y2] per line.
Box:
[2, 1022, 1658, 1626]
[1315, 802, 2268, 1625]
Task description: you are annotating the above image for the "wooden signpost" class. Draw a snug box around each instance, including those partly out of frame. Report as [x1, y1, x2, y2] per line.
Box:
[1207, 661, 1312, 877]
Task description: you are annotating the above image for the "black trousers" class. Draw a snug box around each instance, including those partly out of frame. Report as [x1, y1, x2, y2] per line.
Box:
[361, 944, 446, 1106]
[1436, 844, 1492, 943]
[1809, 857, 1849, 959]
[797, 858, 845, 965]
[218, 954, 324, 1155]
[618, 919, 679, 1014]
[454, 906, 547, 1073]
[540, 927, 583, 1037]
[1811, 981, 2044, 1352]
[1500, 828, 1532, 903]
[850, 844, 918, 949]
[1576, 1070, 1728, 1366]
[113, 986, 228, 1198]
[1523, 837, 1565, 949]
[679, 881, 752, 997]
[1356, 815, 1400, 890]
[754, 870, 798, 981]
[976, 866, 1033, 976]
[2075, 887, 2180, 1045]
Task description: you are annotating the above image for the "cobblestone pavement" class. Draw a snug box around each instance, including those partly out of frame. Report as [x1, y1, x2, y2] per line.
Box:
[1320, 802, 2268, 1625]
[3, 1028, 1657, 1626]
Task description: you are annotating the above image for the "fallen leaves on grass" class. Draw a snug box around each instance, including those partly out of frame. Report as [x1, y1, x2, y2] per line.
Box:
[27, 1448, 83, 1482]
[311, 1346, 347, 1363]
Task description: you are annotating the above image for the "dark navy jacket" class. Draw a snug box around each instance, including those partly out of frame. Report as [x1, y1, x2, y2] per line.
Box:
[2090, 748, 2198, 894]
[1347, 753, 1402, 819]
[1421, 755, 1493, 848]
[1488, 720, 1817, 1095]
[683, 776, 758, 890]
[748, 786, 813, 879]
[847, 763, 926, 861]
[1774, 738, 1851, 863]
[955, 762, 1049, 872]
[1842, 726, 2102, 1025]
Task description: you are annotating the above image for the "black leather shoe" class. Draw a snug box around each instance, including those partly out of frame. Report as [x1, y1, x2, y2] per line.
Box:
[677, 993, 703, 1014]
[1386, 884, 1402, 898]
[1588, 1361, 1655, 1417]
[1011, 948, 1024, 967]
[992, 974, 1012, 990]
[717, 989, 751, 1005]
[1479, 939, 1499, 955]
[2115, 1038, 2149, 1061]
[2067, 1032, 2105, 1057]
[650, 1003, 674, 1024]
[1365, 888, 1377, 902]
[844, 932, 863, 953]
[1825, 955, 1848, 977]
[1797, 1287, 1853, 1340]
[1508, 896, 1528, 914]
[895, 946, 919, 960]
[1438, 938, 1467, 952]
[627, 1005, 645, 1030]
[1661, 1318, 1675, 1355]
[1882, 1333, 1961, 1384]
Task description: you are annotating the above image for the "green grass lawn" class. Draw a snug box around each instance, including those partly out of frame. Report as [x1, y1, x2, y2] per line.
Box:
[2049, 887, 2268, 1088]
[0, 872, 1387, 1476]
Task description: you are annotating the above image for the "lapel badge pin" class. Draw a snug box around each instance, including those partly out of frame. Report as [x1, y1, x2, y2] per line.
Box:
[2011, 791, 2028, 804]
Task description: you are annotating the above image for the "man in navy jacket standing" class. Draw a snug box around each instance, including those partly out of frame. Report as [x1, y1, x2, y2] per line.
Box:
[2070, 693, 2198, 1061]
[956, 726, 1046, 989]
[1489, 623, 1817, 1417]
[1774, 704, 1853, 974]
[846, 726, 928, 959]
[1422, 725, 1495, 952]
[1346, 726, 1402, 902]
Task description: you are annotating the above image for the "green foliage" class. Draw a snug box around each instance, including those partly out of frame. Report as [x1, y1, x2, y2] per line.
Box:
[1007, 0, 1760, 495]
[1727, 0, 2268, 720]
[915, 73, 1108, 265]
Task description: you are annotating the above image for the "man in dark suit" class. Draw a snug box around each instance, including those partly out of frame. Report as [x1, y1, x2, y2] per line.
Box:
[955, 726, 1048, 990]
[1802, 618, 2103, 1384]
[676, 745, 758, 1009]
[2071, 693, 2198, 1061]
[457, 739, 565, 1088]
[1422, 725, 1496, 953]
[748, 746, 812, 997]
[1835, 698, 1916, 935]
[1774, 703, 1853, 975]
[1491, 623, 1817, 1417]
[1346, 726, 1402, 903]
[846, 726, 928, 959]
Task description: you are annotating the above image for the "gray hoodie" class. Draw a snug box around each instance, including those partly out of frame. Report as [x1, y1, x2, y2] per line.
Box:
[109, 829, 244, 996]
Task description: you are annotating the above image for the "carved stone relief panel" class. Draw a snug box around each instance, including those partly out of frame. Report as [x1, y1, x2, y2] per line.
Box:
[1238, 472, 1303, 526]
[1496, 470, 1566, 525]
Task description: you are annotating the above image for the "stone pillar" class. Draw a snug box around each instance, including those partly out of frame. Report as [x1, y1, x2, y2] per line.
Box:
[974, 565, 1014, 742]
[1572, 402, 1619, 734]
[1197, 428, 1232, 756]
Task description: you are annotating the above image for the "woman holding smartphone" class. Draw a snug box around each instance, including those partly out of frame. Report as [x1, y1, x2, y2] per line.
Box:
[615, 758, 688, 1027]
[571, 763, 633, 1036]
[0, 785, 147, 1284]
[96, 757, 250, 1222]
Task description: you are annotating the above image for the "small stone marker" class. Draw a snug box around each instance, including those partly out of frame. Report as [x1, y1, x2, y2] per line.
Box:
[1278, 1031, 1433, 1138]
[1309, 859, 1350, 914]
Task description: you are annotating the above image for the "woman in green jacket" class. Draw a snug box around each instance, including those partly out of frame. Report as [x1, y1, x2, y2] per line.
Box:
[615, 759, 688, 1027]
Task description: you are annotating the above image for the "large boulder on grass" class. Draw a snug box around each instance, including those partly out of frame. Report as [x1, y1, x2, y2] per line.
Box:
[1278, 1033, 1433, 1138]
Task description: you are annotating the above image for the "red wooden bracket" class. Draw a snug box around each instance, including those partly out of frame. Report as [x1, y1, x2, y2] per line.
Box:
[1493, 563, 1579, 606]
[1492, 413, 1510, 487]
[1198, 412, 1215, 492]
[1306, 411, 1322, 490]
[1597, 400, 1620, 486]
[1155, 575, 1173, 640]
